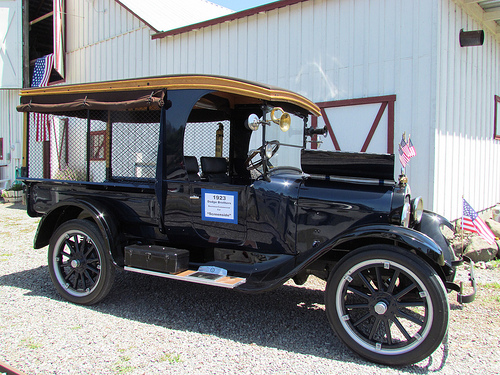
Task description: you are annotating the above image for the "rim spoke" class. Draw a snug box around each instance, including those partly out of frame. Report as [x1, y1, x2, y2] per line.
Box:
[64, 240, 77, 256]
[384, 318, 393, 345]
[87, 257, 99, 265]
[394, 282, 417, 300]
[84, 270, 95, 286]
[353, 312, 372, 327]
[84, 244, 96, 258]
[397, 309, 424, 326]
[358, 272, 376, 294]
[345, 303, 369, 309]
[81, 271, 87, 290]
[78, 236, 87, 254]
[72, 273, 80, 289]
[63, 268, 75, 282]
[392, 316, 412, 341]
[386, 269, 400, 294]
[398, 301, 425, 308]
[347, 286, 370, 300]
[368, 317, 382, 340]
[87, 265, 100, 275]
[375, 266, 384, 292]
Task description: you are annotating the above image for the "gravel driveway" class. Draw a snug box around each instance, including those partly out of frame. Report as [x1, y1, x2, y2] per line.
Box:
[1, 201, 499, 375]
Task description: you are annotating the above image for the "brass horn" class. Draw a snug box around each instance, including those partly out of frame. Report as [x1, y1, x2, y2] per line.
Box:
[270, 107, 291, 132]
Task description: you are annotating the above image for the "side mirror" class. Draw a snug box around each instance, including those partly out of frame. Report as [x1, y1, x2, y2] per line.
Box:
[245, 114, 261, 131]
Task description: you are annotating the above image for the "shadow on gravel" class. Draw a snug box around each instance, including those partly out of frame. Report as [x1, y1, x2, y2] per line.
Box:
[1, 202, 27, 211]
[0, 266, 448, 373]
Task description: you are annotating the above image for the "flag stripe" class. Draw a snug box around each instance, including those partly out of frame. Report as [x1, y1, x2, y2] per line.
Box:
[462, 198, 496, 245]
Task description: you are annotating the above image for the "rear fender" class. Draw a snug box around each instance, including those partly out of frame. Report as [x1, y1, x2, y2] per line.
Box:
[34, 199, 124, 266]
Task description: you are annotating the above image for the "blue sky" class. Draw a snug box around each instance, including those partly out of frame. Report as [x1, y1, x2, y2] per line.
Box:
[210, 1, 279, 11]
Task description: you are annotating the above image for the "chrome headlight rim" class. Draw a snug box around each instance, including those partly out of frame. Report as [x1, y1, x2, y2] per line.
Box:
[401, 200, 411, 228]
[412, 196, 424, 225]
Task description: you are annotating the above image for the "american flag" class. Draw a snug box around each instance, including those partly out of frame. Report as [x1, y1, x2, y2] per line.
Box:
[32, 54, 53, 142]
[31, 54, 53, 87]
[398, 135, 416, 167]
[462, 198, 496, 245]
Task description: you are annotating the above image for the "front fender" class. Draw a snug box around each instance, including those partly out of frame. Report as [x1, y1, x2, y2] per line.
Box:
[330, 224, 446, 266]
[34, 198, 124, 266]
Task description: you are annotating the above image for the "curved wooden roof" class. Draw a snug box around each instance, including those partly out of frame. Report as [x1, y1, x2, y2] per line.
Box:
[19, 75, 321, 117]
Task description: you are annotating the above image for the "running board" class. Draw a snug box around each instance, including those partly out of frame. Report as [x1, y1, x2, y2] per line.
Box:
[124, 267, 246, 289]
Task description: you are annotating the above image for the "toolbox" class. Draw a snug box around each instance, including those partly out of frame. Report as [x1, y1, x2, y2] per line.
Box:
[124, 245, 189, 274]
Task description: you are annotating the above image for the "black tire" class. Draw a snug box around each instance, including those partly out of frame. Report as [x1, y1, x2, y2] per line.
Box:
[325, 245, 449, 366]
[48, 219, 115, 305]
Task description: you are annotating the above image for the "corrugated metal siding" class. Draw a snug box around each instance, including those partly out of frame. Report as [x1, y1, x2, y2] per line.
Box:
[64, 0, 440, 212]
[435, 0, 500, 220]
[0, 89, 24, 185]
[57, 0, 500, 219]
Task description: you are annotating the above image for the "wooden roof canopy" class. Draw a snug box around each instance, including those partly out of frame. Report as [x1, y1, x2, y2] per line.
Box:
[17, 75, 321, 117]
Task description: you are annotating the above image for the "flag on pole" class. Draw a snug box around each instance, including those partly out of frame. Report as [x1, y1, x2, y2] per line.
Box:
[398, 134, 417, 167]
[462, 198, 496, 245]
[407, 136, 416, 158]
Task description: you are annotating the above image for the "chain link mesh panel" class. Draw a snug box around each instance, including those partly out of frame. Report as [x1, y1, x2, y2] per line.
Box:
[27, 110, 160, 183]
[183, 120, 230, 165]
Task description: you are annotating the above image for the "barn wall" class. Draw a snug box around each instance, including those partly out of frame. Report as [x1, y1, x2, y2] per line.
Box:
[435, 0, 500, 220]
[0, 89, 24, 186]
[64, 0, 441, 213]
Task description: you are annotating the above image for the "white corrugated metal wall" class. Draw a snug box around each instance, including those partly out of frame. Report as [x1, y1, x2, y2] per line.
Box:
[0, 89, 24, 184]
[22, 0, 498, 220]
[65, 0, 441, 214]
[435, 0, 500, 220]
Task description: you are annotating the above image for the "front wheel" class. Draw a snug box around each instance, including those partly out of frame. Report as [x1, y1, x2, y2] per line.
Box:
[325, 245, 449, 366]
[48, 219, 115, 305]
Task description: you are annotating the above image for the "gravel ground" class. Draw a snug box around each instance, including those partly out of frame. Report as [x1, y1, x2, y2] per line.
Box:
[1, 201, 499, 375]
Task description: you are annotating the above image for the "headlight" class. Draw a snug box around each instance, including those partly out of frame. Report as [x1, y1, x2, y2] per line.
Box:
[412, 196, 424, 224]
[401, 200, 411, 227]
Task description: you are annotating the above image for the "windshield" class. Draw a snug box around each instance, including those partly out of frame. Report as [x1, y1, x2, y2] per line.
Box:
[248, 112, 305, 170]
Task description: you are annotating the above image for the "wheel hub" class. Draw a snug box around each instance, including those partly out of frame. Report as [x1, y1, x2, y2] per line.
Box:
[374, 301, 388, 315]
[70, 259, 81, 269]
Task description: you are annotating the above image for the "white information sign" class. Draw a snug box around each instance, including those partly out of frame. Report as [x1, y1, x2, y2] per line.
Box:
[202, 189, 238, 224]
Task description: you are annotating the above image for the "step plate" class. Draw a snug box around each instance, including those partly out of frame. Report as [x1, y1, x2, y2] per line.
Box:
[124, 267, 246, 289]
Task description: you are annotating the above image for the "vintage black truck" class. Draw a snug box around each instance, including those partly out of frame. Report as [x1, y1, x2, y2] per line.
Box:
[17, 75, 474, 366]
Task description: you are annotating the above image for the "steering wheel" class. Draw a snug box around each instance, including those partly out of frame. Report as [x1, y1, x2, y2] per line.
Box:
[245, 141, 280, 171]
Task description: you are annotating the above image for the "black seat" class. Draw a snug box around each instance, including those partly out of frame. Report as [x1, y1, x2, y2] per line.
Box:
[200, 157, 230, 183]
[184, 156, 200, 181]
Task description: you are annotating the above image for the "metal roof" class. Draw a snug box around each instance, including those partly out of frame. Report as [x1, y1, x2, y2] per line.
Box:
[463, 0, 500, 34]
[117, 0, 234, 33]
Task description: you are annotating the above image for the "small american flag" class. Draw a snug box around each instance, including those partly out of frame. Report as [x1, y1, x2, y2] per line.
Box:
[462, 198, 496, 245]
[31, 54, 54, 87]
[398, 134, 416, 167]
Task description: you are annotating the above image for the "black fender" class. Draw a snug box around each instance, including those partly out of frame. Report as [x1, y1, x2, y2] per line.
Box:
[34, 198, 124, 266]
[240, 223, 447, 293]
[329, 223, 446, 266]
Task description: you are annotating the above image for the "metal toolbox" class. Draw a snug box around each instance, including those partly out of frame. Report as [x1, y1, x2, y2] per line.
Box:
[124, 245, 189, 274]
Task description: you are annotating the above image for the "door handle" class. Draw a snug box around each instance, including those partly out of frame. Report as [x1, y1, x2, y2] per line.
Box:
[190, 195, 200, 200]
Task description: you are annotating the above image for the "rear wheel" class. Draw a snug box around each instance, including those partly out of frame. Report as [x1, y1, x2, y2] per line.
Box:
[325, 245, 449, 365]
[48, 219, 115, 305]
